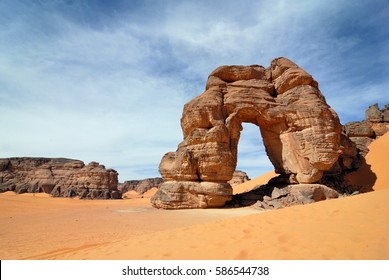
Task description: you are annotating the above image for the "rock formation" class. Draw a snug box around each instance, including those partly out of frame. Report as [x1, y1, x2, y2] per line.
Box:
[118, 171, 247, 195]
[0, 157, 121, 199]
[228, 170, 250, 187]
[344, 103, 389, 156]
[366, 103, 389, 122]
[151, 57, 344, 209]
[228, 183, 340, 210]
[119, 177, 163, 195]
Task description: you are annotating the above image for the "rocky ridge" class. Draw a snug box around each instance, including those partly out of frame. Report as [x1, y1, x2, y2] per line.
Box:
[344, 103, 389, 156]
[0, 157, 121, 199]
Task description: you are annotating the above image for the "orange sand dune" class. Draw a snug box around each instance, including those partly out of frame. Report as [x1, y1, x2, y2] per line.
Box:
[1, 132, 388, 260]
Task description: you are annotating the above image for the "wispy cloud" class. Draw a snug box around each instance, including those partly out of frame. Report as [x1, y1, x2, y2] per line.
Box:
[1, 0, 388, 180]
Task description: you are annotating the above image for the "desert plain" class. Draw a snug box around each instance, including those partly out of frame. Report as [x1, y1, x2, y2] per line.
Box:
[1, 132, 388, 260]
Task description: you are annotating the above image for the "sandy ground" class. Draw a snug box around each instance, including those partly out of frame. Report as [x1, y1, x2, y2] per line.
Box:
[1, 133, 388, 260]
[0, 191, 259, 260]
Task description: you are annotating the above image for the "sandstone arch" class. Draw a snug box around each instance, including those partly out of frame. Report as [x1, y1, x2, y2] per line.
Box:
[151, 57, 343, 209]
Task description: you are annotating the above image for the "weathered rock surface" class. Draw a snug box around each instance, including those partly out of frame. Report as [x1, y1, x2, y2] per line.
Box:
[151, 181, 232, 209]
[119, 177, 163, 194]
[308, 103, 388, 194]
[366, 103, 389, 122]
[152, 57, 344, 209]
[228, 170, 250, 187]
[228, 183, 339, 209]
[344, 103, 389, 156]
[117, 170, 248, 196]
[0, 157, 121, 199]
[326, 103, 389, 194]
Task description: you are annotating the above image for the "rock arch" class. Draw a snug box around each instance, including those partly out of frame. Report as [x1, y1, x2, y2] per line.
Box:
[151, 57, 343, 209]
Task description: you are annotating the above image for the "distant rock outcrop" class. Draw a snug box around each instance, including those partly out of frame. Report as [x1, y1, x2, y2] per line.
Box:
[119, 177, 163, 195]
[0, 157, 121, 199]
[152, 57, 345, 209]
[366, 103, 389, 122]
[229, 170, 250, 187]
[344, 104, 389, 156]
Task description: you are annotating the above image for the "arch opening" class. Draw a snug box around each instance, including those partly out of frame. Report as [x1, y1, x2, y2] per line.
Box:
[236, 122, 274, 180]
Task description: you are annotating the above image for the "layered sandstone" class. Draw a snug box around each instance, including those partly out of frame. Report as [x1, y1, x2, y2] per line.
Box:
[152, 57, 344, 209]
[118, 172, 248, 195]
[344, 103, 389, 156]
[0, 157, 121, 199]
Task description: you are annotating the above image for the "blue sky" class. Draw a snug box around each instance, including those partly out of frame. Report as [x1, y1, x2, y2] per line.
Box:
[1, 0, 388, 181]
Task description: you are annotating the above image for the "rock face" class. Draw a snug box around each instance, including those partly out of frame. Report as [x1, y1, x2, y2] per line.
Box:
[366, 103, 389, 122]
[344, 103, 389, 156]
[0, 157, 121, 199]
[151, 57, 344, 209]
[117, 174, 246, 194]
[228, 170, 250, 187]
[119, 177, 163, 194]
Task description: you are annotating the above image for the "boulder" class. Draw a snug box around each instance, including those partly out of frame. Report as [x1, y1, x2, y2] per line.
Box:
[247, 184, 339, 210]
[287, 184, 339, 201]
[151, 181, 232, 209]
[271, 187, 287, 199]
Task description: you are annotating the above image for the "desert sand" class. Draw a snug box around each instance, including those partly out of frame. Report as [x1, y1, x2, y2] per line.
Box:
[345, 132, 389, 191]
[1, 133, 388, 260]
